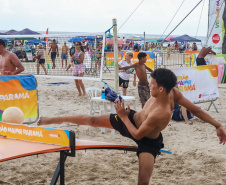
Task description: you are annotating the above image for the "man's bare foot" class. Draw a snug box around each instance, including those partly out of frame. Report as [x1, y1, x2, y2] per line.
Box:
[78, 93, 82, 96]
[185, 121, 193, 125]
[83, 93, 87, 96]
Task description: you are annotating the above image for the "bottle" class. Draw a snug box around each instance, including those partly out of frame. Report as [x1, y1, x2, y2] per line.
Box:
[101, 87, 105, 99]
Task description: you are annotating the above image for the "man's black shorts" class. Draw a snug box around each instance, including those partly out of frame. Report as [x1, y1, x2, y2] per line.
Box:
[51, 52, 57, 59]
[38, 59, 45, 64]
[196, 57, 206, 66]
[110, 110, 164, 158]
[119, 76, 129, 89]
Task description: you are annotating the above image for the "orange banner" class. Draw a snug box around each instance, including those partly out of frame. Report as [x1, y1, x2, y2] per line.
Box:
[0, 122, 70, 146]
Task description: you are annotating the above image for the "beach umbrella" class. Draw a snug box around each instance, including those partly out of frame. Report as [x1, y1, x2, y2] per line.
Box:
[126, 35, 144, 41]
[4, 29, 18, 35]
[25, 39, 45, 45]
[0, 37, 12, 43]
[147, 39, 160, 43]
[16, 28, 40, 35]
[100, 38, 123, 46]
[157, 38, 168, 42]
[166, 36, 174, 41]
[83, 36, 96, 40]
[68, 37, 84, 42]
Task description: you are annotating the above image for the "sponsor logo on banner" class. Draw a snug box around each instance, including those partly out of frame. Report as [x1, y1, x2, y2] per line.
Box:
[199, 94, 209, 98]
[177, 75, 196, 92]
[212, 34, 220, 44]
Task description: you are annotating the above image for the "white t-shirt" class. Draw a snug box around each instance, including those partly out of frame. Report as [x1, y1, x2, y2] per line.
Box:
[38, 49, 45, 59]
[118, 60, 136, 80]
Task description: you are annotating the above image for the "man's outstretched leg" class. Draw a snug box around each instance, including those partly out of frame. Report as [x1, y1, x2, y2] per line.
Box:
[38, 115, 113, 129]
[138, 153, 155, 185]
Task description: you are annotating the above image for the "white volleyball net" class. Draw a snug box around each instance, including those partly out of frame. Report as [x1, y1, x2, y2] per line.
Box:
[2, 32, 106, 81]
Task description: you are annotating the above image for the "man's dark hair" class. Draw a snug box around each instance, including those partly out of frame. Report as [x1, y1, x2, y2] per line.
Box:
[0, 39, 6, 47]
[151, 68, 177, 94]
[138, 52, 147, 60]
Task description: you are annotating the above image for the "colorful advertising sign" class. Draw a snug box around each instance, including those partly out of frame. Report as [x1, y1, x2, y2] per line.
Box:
[0, 122, 70, 146]
[185, 51, 226, 66]
[105, 52, 155, 70]
[208, 0, 225, 54]
[172, 65, 219, 102]
[0, 75, 38, 121]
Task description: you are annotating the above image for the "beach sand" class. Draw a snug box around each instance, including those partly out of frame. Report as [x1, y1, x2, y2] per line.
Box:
[1, 70, 226, 185]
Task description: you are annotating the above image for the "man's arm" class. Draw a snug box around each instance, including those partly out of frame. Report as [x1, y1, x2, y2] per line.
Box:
[48, 46, 52, 54]
[210, 49, 216, 55]
[9, 53, 24, 75]
[114, 99, 158, 140]
[133, 74, 136, 87]
[120, 63, 137, 70]
[174, 88, 226, 144]
[144, 65, 153, 72]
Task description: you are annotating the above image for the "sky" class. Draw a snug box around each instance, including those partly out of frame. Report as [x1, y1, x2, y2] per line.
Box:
[0, 0, 209, 37]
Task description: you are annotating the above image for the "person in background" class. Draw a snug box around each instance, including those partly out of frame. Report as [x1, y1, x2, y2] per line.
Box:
[174, 41, 178, 52]
[8, 44, 14, 52]
[144, 42, 149, 51]
[70, 42, 76, 57]
[167, 44, 171, 60]
[192, 43, 198, 51]
[118, 46, 123, 58]
[134, 44, 139, 52]
[36, 44, 47, 75]
[172, 103, 193, 125]
[61, 42, 68, 68]
[196, 45, 216, 66]
[0, 39, 24, 75]
[95, 44, 102, 72]
[120, 52, 153, 108]
[118, 52, 136, 96]
[48, 39, 58, 69]
[66, 41, 86, 96]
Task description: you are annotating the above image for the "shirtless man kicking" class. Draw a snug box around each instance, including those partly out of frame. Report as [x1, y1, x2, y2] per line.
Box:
[196, 45, 216, 66]
[0, 39, 24, 75]
[38, 68, 226, 185]
[48, 39, 58, 69]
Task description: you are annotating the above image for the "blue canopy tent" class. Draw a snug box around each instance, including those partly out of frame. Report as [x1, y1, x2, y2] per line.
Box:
[170, 34, 201, 42]
[25, 39, 45, 45]
[0, 37, 12, 43]
[4, 29, 18, 35]
[68, 37, 84, 42]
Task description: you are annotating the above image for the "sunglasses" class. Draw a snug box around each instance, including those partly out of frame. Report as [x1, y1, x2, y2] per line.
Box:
[75, 44, 79, 46]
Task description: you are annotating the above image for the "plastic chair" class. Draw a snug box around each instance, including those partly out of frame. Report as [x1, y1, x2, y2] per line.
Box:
[86, 87, 102, 115]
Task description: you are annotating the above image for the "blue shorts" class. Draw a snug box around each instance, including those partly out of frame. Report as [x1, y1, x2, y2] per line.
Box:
[61, 53, 68, 60]
[172, 108, 193, 121]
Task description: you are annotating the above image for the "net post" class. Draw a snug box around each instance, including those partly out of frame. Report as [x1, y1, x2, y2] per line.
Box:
[113, 18, 119, 93]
